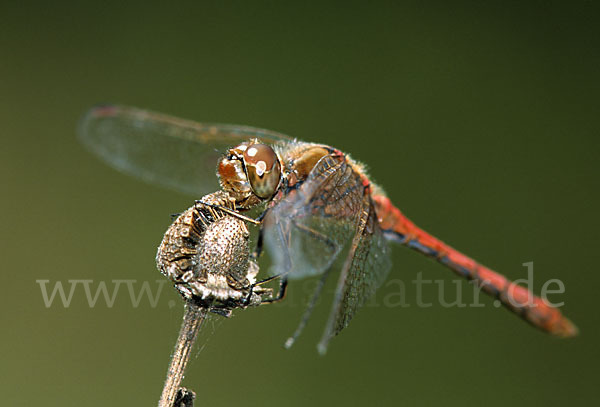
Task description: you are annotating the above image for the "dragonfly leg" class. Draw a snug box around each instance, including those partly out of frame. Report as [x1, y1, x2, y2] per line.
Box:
[282, 220, 340, 348]
[253, 218, 338, 286]
[207, 307, 233, 318]
[260, 278, 288, 304]
[251, 227, 265, 260]
[245, 221, 292, 305]
[250, 206, 274, 260]
[195, 201, 261, 225]
[246, 214, 314, 306]
[240, 274, 287, 306]
[284, 267, 332, 349]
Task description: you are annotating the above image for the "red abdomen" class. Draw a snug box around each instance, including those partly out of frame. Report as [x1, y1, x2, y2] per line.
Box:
[372, 194, 577, 337]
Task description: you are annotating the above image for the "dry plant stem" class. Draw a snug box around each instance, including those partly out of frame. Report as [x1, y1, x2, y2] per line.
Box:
[158, 302, 207, 407]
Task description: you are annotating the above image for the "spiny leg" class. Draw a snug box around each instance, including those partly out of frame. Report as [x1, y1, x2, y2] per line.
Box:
[208, 307, 232, 318]
[283, 220, 340, 348]
[284, 267, 332, 349]
[252, 226, 265, 260]
[196, 201, 261, 225]
[260, 278, 288, 304]
[244, 221, 292, 305]
[247, 215, 342, 348]
[252, 218, 338, 307]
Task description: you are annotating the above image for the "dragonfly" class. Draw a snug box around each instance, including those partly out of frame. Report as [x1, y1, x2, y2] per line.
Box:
[79, 105, 578, 356]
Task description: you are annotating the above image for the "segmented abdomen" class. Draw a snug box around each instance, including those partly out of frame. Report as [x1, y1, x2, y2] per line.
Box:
[372, 194, 577, 337]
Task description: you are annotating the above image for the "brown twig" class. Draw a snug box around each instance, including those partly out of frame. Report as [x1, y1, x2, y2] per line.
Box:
[158, 302, 207, 407]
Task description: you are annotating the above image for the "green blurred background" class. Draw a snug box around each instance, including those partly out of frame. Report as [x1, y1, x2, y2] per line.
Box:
[2, 1, 598, 406]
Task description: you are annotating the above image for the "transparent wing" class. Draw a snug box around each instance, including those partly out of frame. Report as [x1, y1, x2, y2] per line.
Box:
[78, 105, 293, 196]
[263, 153, 391, 349]
[320, 192, 391, 352]
[263, 153, 360, 280]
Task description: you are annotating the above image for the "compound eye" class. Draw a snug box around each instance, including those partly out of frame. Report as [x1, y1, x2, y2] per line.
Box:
[243, 143, 281, 198]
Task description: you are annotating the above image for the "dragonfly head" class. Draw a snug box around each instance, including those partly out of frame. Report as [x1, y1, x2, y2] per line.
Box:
[218, 140, 282, 208]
